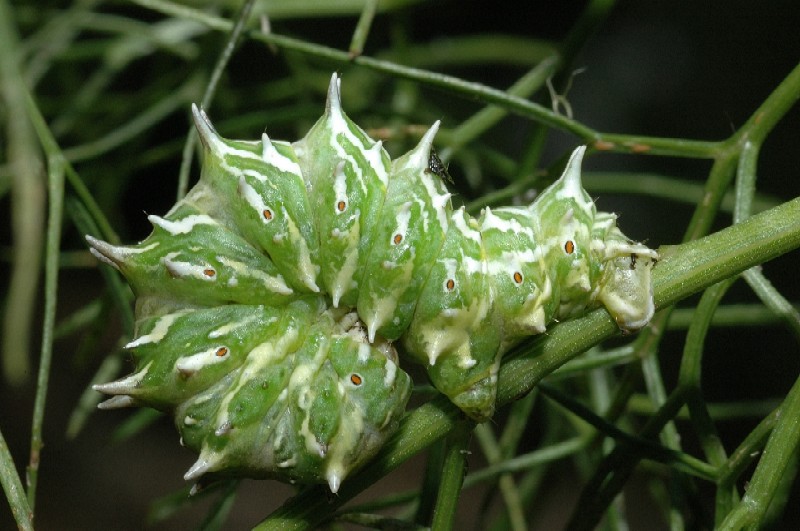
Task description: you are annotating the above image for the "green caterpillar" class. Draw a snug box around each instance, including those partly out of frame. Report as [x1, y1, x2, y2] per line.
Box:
[89, 73, 657, 493]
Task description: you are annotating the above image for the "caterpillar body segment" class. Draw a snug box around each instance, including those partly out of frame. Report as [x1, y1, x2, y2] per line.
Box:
[192, 105, 322, 295]
[95, 297, 411, 493]
[356, 121, 451, 343]
[293, 75, 392, 308]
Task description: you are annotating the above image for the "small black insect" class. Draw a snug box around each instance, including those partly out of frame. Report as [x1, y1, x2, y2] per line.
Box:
[427, 147, 454, 184]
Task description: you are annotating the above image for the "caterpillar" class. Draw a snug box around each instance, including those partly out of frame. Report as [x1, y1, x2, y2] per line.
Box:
[89, 73, 658, 493]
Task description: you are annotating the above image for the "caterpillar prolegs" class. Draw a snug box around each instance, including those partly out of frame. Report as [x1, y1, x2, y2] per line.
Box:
[89, 73, 657, 493]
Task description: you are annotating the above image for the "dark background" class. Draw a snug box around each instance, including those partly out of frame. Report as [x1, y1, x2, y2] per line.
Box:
[2, 0, 799, 529]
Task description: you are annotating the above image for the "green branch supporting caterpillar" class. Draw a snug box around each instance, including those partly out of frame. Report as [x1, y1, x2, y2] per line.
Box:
[88, 74, 657, 494]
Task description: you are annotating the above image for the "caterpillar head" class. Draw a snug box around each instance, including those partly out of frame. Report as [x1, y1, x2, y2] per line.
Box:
[531, 146, 658, 329]
[595, 233, 658, 331]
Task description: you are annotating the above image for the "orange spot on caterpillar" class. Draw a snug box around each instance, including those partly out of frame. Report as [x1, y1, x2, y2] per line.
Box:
[350, 373, 363, 386]
[513, 271, 523, 284]
[564, 240, 575, 254]
[446, 279, 455, 291]
[630, 143, 651, 154]
[393, 233, 403, 245]
[337, 200, 347, 212]
[215, 347, 228, 357]
[203, 268, 216, 277]
[263, 209, 273, 220]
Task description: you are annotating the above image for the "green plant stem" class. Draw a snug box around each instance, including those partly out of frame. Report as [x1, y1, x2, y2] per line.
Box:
[0, 0, 45, 386]
[335, 512, 426, 529]
[678, 278, 736, 524]
[654, 198, 799, 308]
[111, 408, 162, 443]
[337, 489, 418, 514]
[67, 198, 135, 335]
[465, 437, 585, 487]
[53, 299, 102, 339]
[681, 61, 800, 241]
[640, 340, 681, 449]
[0, 428, 33, 530]
[603, 333, 658, 434]
[474, 424, 527, 531]
[718, 408, 779, 487]
[719, 372, 800, 530]
[26, 153, 65, 512]
[465, 171, 540, 214]
[744, 269, 800, 343]
[513, 0, 618, 178]
[734, 140, 758, 223]
[730, 62, 800, 148]
[22, 0, 110, 85]
[669, 304, 795, 329]
[25, 91, 118, 243]
[348, 0, 378, 57]
[679, 280, 734, 434]
[61, 80, 195, 163]
[133, 0, 722, 158]
[539, 384, 715, 481]
[559, 0, 617, 64]
[565, 388, 689, 531]
[684, 155, 739, 242]
[482, 389, 538, 530]
[414, 436, 445, 524]
[735, 142, 800, 343]
[549, 346, 636, 378]
[176, 0, 257, 199]
[706, 133, 800, 525]
[50, 16, 201, 137]
[146, 480, 236, 525]
[198, 479, 240, 531]
[430, 421, 472, 530]
[66, 351, 124, 439]
[584, 172, 780, 214]
[498, 389, 537, 455]
[440, 55, 560, 161]
[626, 395, 780, 420]
[379, 34, 556, 70]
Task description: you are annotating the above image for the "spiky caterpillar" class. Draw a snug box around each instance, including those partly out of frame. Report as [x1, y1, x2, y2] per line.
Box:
[89, 73, 657, 493]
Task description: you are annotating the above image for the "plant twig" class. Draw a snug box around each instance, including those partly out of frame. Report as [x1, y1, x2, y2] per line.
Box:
[430, 422, 472, 530]
[719, 372, 800, 529]
[348, 0, 378, 58]
[0, 428, 33, 530]
[133, 0, 723, 158]
[26, 152, 65, 511]
[0, 0, 45, 386]
[176, 0, 258, 199]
